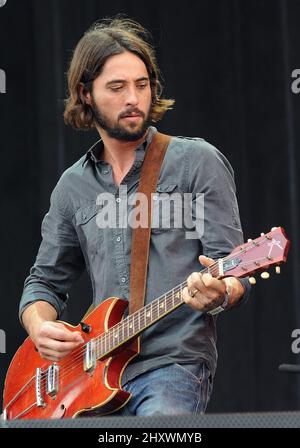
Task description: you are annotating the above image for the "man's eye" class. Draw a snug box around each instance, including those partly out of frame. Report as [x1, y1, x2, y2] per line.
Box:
[137, 84, 147, 89]
[110, 86, 123, 91]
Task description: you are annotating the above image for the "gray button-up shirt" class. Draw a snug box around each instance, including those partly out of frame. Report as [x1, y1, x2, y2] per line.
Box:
[19, 126, 250, 384]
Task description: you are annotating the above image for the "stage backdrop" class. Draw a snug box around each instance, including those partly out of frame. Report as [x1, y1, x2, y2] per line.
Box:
[0, 0, 299, 413]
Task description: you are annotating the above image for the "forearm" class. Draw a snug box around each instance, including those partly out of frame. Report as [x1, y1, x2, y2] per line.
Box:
[21, 301, 58, 337]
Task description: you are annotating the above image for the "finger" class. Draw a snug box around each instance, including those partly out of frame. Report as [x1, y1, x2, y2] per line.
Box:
[51, 324, 84, 342]
[38, 349, 65, 362]
[182, 286, 209, 311]
[185, 273, 225, 311]
[199, 255, 215, 267]
[188, 272, 206, 292]
[189, 272, 220, 300]
[201, 274, 226, 296]
[39, 338, 83, 354]
[182, 286, 196, 304]
[41, 324, 84, 343]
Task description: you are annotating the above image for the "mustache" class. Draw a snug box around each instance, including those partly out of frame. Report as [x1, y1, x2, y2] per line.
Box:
[118, 108, 145, 119]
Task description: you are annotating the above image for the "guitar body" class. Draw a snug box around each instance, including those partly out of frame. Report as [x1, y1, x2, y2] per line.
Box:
[3, 297, 139, 419]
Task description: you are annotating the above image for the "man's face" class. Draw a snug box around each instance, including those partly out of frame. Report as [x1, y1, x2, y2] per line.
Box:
[88, 51, 152, 141]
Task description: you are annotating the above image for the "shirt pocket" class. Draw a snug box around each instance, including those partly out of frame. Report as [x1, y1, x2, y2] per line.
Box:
[151, 183, 182, 234]
[74, 204, 103, 256]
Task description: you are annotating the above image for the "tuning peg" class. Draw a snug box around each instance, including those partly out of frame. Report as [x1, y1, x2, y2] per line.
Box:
[261, 272, 270, 280]
[249, 277, 256, 285]
[271, 227, 278, 231]
[275, 266, 281, 274]
[247, 238, 253, 243]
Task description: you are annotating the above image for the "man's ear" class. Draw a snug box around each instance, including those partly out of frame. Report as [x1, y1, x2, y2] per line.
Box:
[79, 82, 92, 105]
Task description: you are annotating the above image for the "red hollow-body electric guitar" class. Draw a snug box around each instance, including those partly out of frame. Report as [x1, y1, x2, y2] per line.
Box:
[2, 227, 290, 419]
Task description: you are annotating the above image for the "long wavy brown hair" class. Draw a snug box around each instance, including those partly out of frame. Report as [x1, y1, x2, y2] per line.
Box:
[64, 17, 175, 130]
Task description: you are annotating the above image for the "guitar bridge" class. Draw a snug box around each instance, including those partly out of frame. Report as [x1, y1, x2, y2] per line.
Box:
[84, 339, 96, 373]
[46, 364, 59, 397]
[35, 368, 45, 407]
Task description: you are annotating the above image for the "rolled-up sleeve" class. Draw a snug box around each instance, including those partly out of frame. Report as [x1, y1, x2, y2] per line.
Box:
[188, 140, 251, 306]
[19, 176, 86, 325]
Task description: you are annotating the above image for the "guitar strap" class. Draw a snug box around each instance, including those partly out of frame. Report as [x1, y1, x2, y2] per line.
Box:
[82, 131, 172, 321]
[129, 132, 172, 315]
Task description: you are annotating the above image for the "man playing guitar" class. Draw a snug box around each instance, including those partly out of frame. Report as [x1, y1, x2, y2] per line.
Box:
[18, 17, 249, 417]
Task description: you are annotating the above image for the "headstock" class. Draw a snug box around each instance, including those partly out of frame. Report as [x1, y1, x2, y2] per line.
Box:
[221, 227, 290, 280]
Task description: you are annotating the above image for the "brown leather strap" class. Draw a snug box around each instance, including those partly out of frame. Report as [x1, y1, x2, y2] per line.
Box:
[129, 132, 172, 315]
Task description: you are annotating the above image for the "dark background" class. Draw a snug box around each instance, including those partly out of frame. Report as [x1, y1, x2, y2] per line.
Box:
[0, 0, 299, 413]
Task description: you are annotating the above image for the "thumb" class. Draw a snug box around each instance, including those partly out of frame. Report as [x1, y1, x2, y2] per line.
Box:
[199, 255, 215, 267]
[73, 331, 84, 343]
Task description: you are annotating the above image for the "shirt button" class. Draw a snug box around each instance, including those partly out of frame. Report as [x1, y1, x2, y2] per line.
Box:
[116, 236, 121, 242]
[116, 198, 121, 203]
[121, 277, 126, 283]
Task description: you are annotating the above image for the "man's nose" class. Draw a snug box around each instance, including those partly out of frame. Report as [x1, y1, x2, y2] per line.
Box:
[125, 86, 138, 106]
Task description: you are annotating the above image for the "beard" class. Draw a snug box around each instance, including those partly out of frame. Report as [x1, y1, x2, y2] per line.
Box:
[90, 95, 152, 142]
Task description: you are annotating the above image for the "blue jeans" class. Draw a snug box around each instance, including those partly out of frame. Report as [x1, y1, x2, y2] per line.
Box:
[111, 362, 213, 416]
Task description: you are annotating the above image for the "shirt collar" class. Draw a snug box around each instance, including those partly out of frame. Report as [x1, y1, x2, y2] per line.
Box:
[82, 126, 157, 167]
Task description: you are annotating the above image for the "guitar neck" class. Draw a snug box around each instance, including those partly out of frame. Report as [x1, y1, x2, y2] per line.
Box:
[94, 265, 214, 359]
[92, 225, 290, 359]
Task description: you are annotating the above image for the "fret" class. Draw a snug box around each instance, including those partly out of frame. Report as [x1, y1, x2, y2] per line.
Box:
[107, 331, 111, 353]
[139, 310, 142, 331]
[95, 337, 100, 358]
[112, 327, 116, 350]
[110, 329, 114, 351]
[128, 315, 133, 337]
[111, 328, 115, 350]
[174, 289, 179, 305]
[109, 331, 112, 353]
[109, 330, 112, 353]
[159, 297, 165, 315]
[108, 331, 111, 352]
[154, 299, 159, 320]
[100, 335, 103, 357]
[115, 326, 119, 347]
[127, 318, 130, 339]
[94, 337, 98, 359]
[147, 307, 150, 327]
[91, 280, 195, 358]
[123, 319, 127, 342]
[97, 336, 100, 358]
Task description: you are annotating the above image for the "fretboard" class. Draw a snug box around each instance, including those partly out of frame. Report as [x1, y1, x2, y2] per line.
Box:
[93, 264, 213, 359]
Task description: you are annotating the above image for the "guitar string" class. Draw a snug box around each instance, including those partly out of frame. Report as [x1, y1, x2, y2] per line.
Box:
[6, 272, 202, 413]
[7, 244, 269, 413]
[37, 250, 270, 395]
[6, 239, 274, 411]
[36, 278, 200, 395]
[38, 262, 218, 376]
[9, 250, 267, 421]
[26, 248, 270, 398]
[35, 257, 228, 396]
